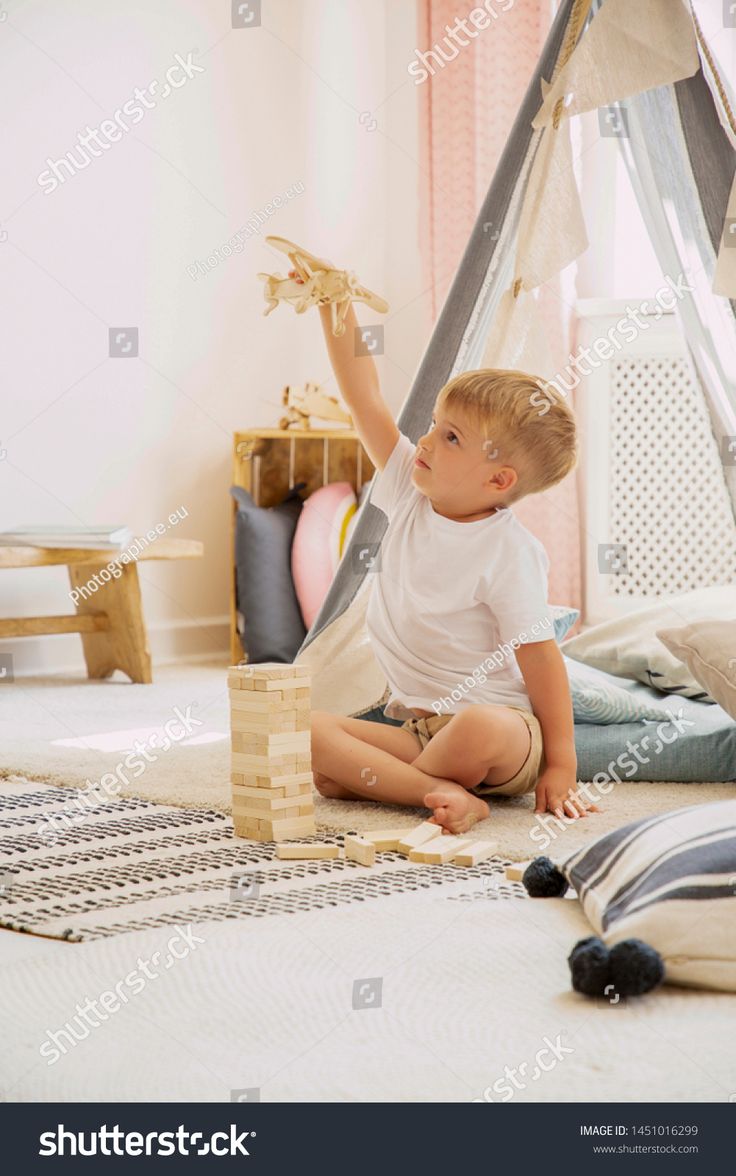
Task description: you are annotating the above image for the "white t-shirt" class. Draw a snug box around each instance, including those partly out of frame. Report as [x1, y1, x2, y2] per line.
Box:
[365, 431, 555, 719]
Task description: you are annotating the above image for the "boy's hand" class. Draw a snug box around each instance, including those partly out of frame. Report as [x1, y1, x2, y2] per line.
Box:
[534, 766, 600, 820]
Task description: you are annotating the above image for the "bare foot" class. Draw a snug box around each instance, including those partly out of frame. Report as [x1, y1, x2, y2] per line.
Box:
[424, 786, 490, 835]
[313, 772, 358, 800]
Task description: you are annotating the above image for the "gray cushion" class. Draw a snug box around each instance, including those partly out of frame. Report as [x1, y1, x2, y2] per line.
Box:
[230, 484, 307, 663]
[573, 672, 736, 782]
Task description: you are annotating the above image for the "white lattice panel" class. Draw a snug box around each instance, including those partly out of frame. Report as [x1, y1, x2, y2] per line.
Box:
[608, 354, 736, 597]
[577, 300, 736, 624]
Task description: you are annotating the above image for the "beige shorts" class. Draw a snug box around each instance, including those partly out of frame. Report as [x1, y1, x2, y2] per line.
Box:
[400, 706, 545, 797]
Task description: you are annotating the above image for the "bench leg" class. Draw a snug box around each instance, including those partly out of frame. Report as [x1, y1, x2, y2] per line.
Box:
[68, 562, 152, 684]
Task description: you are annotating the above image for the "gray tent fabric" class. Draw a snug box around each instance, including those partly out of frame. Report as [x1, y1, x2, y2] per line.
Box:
[615, 67, 736, 512]
[298, 0, 736, 674]
[298, 0, 576, 656]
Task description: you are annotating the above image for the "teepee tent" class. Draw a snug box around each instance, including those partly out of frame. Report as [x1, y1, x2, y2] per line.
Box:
[296, 0, 736, 717]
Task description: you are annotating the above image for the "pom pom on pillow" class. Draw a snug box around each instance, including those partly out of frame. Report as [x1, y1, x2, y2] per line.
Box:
[291, 482, 357, 628]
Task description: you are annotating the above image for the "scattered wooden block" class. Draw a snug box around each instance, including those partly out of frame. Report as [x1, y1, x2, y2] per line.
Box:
[344, 834, 376, 866]
[397, 821, 444, 856]
[275, 842, 339, 860]
[505, 862, 531, 882]
[361, 829, 411, 852]
[409, 834, 467, 864]
[452, 839, 498, 867]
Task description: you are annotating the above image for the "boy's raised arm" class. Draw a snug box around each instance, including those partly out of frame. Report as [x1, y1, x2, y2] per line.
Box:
[318, 302, 399, 472]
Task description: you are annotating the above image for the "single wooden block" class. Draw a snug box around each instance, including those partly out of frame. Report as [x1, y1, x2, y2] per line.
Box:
[232, 781, 312, 802]
[344, 834, 376, 867]
[275, 843, 339, 860]
[232, 789, 314, 813]
[452, 839, 498, 867]
[361, 828, 411, 852]
[233, 802, 306, 822]
[505, 862, 531, 882]
[230, 711, 303, 733]
[232, 783, 286, 800]
[233, 812, 316, 842]
[283, 780, 313, 797]
[410, 835, 467, 864]
[235, 771, 313, 791]
[397, 821, 444, 856]
[257, 813, 317, 839]
[241, 674, 310, 694]
[229, 662, 310, 683]
[229, 691, 305, 713]
[231, 752, 308, 774]
[235, 731, 310, 750]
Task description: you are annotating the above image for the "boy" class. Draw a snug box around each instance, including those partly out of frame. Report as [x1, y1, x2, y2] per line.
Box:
[310, 299, 596, 834]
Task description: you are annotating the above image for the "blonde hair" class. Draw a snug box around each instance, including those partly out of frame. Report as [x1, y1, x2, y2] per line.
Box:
[436, 368, 578, 504]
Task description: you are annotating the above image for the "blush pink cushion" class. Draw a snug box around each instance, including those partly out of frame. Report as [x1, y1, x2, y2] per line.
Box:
[291, 482, 357, 628]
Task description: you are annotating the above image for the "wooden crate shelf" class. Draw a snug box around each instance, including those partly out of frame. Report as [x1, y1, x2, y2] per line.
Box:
[230, 428, 374, 664]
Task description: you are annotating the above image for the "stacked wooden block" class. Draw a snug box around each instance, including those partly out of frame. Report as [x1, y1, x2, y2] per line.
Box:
[229, 662, 316, 842]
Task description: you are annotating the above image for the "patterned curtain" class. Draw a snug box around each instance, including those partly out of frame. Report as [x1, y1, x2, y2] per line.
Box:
[415, 0, 583, 617]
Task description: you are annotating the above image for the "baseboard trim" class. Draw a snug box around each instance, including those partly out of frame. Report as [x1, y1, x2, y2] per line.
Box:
[1, 616, 230, 679]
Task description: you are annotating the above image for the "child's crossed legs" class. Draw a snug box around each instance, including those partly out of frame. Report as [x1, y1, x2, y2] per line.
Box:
[311, 705, 533, 834]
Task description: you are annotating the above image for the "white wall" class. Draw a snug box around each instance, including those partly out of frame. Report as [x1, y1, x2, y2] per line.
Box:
[0, 0, 427, 677]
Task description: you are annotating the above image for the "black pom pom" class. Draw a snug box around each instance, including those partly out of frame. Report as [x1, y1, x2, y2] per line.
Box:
[567, 936, 665, 998]
[568, 936, 611, 995]
[522, 856, 569, 897]
[609, 939, 664, 996]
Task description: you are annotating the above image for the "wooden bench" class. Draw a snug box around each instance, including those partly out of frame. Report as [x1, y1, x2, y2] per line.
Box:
[0, 538, 203, 683]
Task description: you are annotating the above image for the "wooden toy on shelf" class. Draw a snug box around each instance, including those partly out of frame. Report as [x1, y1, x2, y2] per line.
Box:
[278, 382, 353, 431]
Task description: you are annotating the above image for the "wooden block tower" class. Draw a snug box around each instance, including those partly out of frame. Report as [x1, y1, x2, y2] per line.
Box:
[228, 662, 316, 841]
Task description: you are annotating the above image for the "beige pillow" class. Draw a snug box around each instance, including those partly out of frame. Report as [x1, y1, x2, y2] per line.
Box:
[657, 621, 736, 720]
[562, 585, 736, 699]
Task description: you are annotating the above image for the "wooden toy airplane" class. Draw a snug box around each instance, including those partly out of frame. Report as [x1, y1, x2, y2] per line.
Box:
[257, 236, 389, 337]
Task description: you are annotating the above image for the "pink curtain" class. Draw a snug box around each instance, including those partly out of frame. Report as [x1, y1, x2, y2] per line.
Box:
[416, 0, 582, 618]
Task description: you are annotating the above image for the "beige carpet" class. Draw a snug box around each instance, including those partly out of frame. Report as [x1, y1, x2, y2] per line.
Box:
[3, 889, 735, 1102]
[2, 661, 733, 861]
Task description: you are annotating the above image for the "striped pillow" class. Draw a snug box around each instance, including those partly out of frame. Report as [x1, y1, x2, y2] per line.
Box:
[524, 800, 736, 995]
